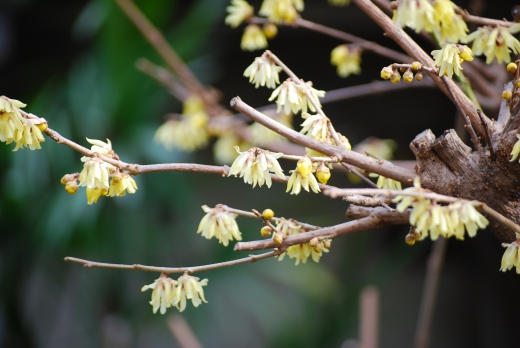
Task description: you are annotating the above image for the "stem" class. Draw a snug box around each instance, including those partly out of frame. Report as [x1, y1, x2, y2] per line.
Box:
[220, 205, 319, 230]
[64, 250, 282, 274]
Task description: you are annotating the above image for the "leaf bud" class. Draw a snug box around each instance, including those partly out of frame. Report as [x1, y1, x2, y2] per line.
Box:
[261, 226, 272, 237]
[297, 156, 313, 177]
[507, 62, 518, 75]
[263, 23, 278, 39]
[262, 208, 275, 220]
[403, 68, 413, 83]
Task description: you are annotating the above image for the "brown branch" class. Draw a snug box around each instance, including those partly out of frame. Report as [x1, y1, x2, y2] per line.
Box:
[135, 58, 191, 102]
[455, 8, 515, 27]
[230, 97, 416, 184]
[234, 207, 409, 251]
[64, 250, 282, 274]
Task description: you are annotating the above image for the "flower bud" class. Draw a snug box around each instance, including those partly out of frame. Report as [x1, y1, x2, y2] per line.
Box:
[101, 188, 109, 196]
[263, 23, 278, 39]
[323, 239, 331, 249]
[415, 70, 423, 81]
[503, 90, 513, 100]
[262, 208, 275, 220]
[411, 61, 422, 70]
[309, 237, 319, 247]
[37, 121, 48, 132]
[405, 234, 416, 245]
[380, 65, 393, 80]
[65, 181, 79, 194]
[316, 163, 331, 184]
[111, 172, 122, 184]
[457, 45, 473, 61]
[390, 71, 401, 84]
[403, 68, 413, 83]
[261, 226, 272, 237]
[61, 174, 75, 185]
[313, 243, 323, 253]
[273, 232, 284, 244]
[507, 62, 518, 75]
[297, 157, 312, 177]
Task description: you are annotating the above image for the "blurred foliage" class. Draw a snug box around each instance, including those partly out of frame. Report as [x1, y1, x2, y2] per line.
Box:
[2, 1, 520, 348]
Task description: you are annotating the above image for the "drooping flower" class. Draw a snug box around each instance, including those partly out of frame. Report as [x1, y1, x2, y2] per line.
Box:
[371, 174, 402, 190]
[510, 134, 520, 162]
[86, 137, 114, 156]
[259, 0, 304, 23]
[500, 241, 520, 273]
[433, 0, 468, 43]
[243, 55, 282, 89]
[197, 205, 242, 246]
[300, 112, 329, 141]
[330, 45, 362, 78]
[213, 132, 253, 165]
[154, 112, 209, 152]
[431, 43, 473, 78]
[269, 79, 325, 115]
[275, 217, 302, 236]
[286, 168, 320, 195]
[241, 24, 268, 51]
[171, 273, 208, 312]
[464, 24, 520, 64]
[225, 0, 254, 28]
[141, 273, 178, 314]
[393, 0, 437, 33]
[228, 146, 285, 188]
[78, 157, 115, 190]
[108, 172, 138, 197]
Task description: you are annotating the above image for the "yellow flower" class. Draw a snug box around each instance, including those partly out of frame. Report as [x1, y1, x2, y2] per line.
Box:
[465, 24, 520, 64]
[510, 134, 520, 162]
[431, 43, 472, 78]
[154, 112, 209, 152]
[393, 0, 436, 33]
[85, 187, 105, 205]
[197, 205, 242, 246]
[182, 95, 206, 115]
[275, 217, 302, 236]
[297, 156, 312, 177]
[108, 172, 138, 197]
[316, 163, 331, 184]
[433, 0, 468, 43]
[225, 0, 254, 28]
[228, 146, 285, 187]
[259, 0, 303, 23]
[79, 157, 115, 189]
[244, 55, 282, 89]
[330, 45, 362, 78]
[300, 112, 329, 141]
[269, 79, 325, 115]
[241, 24, 268, 51]
[286, 168, 320, 195]
[371, 174, 402, 190]
[171, 273, 208, 312]
[85, 137, 114, 156]
[213, 132, 252, 164]
[500, 241, 520, 273]
[141, 273, 178, 314]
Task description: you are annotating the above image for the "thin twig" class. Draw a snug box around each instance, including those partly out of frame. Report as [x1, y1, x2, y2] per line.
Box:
[477, 109, 495, 159]
[220, 205, 319, 230]
[64, 250, 283, 274]
[340, 163, 379, 188]
[455, 7, 515, 27]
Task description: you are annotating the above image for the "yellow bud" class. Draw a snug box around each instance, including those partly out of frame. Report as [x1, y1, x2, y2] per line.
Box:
[390, 71, 401, 84]
[262, 208, 275, 220]
[100, 188, 109, 196]
[403, 69, 413, 83]
[60, 175, 69, 185]
[273, 232, 284, 244]
[507, 62, 518, 75]
[316, 164, 331, 184]
[261, 226, 272, 237]
[380, 66, 393, 80]
[263, 23, 278, 39]
[411, 61, 422, 70]
[405, 234, 416, 245]
[297, 157, 313, 177]
[323, 239, 331, 249]
[309, 237, 319, 247]
[313, 244, 323, 253]
[503, 90, 512, 100]
[415, 70, 423, 81]
[37, 122, 48, 132]
[65, 181, 79, 194]
[458, 45, 473, 61]
[283, 6, 297, 22]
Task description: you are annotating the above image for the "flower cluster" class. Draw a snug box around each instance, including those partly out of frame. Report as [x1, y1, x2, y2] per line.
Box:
[330, 45, 362, 78]
[259, 0, 304, 23]
[243, 54, 282, 89]
[300, 112, 351, 159]
[393, 0, 436, 34]
[431, 43, 473, 78]
[225, 0, 254, 28]
[269, 79, 325, 115]
[154, 95, 209, 152]
[380, 62, 424, 83]
[0, 96, 46, 151]
[464, 24, 520, 64]
[500, 240, 520, 274]
[394, 178, 489, 241]
[197, 205, 242, 246]
[432, 0, 468, 42]
[142, 273, 208, 314]
[241, 24, 268, 51]
[228, 147, 285, 188]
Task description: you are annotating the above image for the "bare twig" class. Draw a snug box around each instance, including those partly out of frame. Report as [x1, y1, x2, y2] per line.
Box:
[340, 163, 379, 188]
[64, 250, 282, 274]
[220, 205, 319, 230]
[455, 7, 515, 27]
[343, 195, 391, 207]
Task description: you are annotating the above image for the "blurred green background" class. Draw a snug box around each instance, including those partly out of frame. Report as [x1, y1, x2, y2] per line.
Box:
[1, 0, 520, 347]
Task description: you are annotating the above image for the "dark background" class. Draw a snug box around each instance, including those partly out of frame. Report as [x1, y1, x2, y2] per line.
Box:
[0, 0, 519, 347]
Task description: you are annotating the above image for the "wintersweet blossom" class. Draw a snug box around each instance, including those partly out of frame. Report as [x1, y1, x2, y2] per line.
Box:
[228, 147, 285, 187]
[500, 240, 520, 273]
[79, 157, 115, 190]
[141, 273, 178, 314]
[154, 112, 209, 152]
[108, 172, 138, 197]
[510, 134, 520, 162]
[213, 132, 252, 164]
[330, 45, 362, 78]
[241, 24, 268, 51]
[286, 168, 320, 195]
[393, 0, 436, 33]
[431, 44, 473, 78]
[371, 174, 402, 190]
[433, 0, 468, 43]
[269, 79, 325, 115]
[171, 273, 208, 312]
[225, 0, 254, 28]
[243, 55, 282, 89]
[275, 218, 302, 236]
[300, 112, 329, 141]
[197, 205, 242, 246]
[259, 0, 304, 23]
[465, 24, 520, 64]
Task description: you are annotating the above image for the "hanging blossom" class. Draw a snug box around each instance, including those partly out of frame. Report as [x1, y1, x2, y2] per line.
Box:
[243, 54, 282, 89]
[154, 95, 209, 152]
[369, 173, 402, 190]
[433, 0, 468, 43]
[269, 79, 325, 115]
[213, 132, 253, 165]
[259, 0, 304, 23]
[510, 134, 520, 162]
[286, 157, 321, 195]
[500, 237, 520, 274]
[108, 172, 138, 197]
[197, 205, 242, 246]
[393, 0, 436, 33]
[228, 146, 285, 188]
[141, 273, 178, 314]
[330, 45, 362, 78]
[464, 24, 520, 64]
[241, 24, 268, 51]
[171, 273, 208, 312]
[225, 0, 254, 28]
[431, 43, 473, 78]
[0, 96, 46, 151]
[394, 178, 489, 241]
